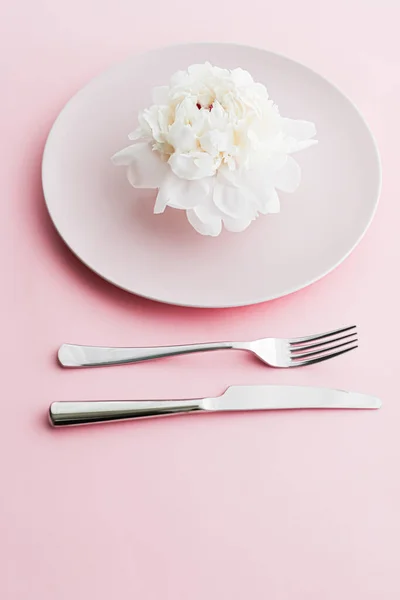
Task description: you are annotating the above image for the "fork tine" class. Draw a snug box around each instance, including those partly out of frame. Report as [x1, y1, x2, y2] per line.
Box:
[289, 325, 356, 346]
[290, 339, 357, 360]
[290, 332, 357, 354]
[289, 344, 358, 367]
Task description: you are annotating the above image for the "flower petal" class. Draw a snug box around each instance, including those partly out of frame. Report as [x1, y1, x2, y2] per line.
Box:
[140, 106, 171, 143]
[174, 97, 198, 122]
[213, 181, 257, 219]
[282, 118, 318, 152]
[188, 62, 216, 79]
[292, 139, 318, 151]
[154, 185, 169, 214]
[274, 156, 301, 193]
[112, 142, 168, 189]
[167, 122, 197, 153]
[111, 145, 140, 166]
[169, 152, 217, 180]
[265, 153, 288, 172]
[128, 128, 144, 141]
[230, 67, 254, 86]
[174, 178, 213, 209]
[127, 112, 152, 141]
[282, 118, 316, 141]
[187, 206, 222, 237]
[169, 69, 187, 87]
[155, 173, 213, 213]
[217, 164, 240, 187]
[200, 128, 232, 156]
[222, 214, 254, 233]
[261, 188, 280, 214]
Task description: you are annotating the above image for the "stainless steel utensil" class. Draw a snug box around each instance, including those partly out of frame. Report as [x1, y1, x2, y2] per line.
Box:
[49, 384, 380, 426]
[58, 325, 358, 369]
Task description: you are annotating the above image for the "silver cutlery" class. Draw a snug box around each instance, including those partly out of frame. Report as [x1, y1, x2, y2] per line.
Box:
[58, 325, 358, 369]
[49, 385, 381, 426]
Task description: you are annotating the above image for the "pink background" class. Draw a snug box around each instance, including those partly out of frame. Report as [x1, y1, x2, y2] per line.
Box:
[0, 1, 397, 599]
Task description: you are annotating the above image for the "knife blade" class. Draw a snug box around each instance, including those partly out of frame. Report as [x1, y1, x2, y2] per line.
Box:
[49, 385, 381, 426]
[206, 385, 381, 411]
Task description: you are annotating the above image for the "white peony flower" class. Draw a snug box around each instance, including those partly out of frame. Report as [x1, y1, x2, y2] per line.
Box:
[112, 62, 317, 236]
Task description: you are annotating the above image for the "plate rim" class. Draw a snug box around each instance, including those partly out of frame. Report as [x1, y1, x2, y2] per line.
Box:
[42, 42, 382, 308]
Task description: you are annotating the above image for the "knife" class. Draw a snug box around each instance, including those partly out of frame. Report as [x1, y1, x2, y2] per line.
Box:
[49, 385, 381, 426]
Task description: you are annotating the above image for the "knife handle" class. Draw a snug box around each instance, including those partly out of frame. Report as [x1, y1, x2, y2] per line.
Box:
[49, 399, 203, 426]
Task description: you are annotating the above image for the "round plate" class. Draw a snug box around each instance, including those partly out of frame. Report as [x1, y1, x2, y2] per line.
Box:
[42, 43, 381, 308]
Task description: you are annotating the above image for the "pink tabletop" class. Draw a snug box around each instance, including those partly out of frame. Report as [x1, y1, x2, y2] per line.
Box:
[1, 2, 397, 599]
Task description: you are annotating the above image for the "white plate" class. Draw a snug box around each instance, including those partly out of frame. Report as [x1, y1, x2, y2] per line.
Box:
[42, 43, 381, 308]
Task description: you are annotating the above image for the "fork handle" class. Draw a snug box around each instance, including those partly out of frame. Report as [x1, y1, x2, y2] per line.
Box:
[58, 342, 234, 367]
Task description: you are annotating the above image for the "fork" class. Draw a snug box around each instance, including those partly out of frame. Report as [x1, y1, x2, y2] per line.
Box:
[58, 325, 358, 369]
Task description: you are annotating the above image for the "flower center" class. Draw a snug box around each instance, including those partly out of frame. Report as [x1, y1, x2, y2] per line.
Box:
[196, 102, 213, 111]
